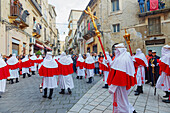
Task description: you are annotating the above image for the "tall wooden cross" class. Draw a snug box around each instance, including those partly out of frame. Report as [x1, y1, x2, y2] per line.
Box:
[84, 6, 108, 62]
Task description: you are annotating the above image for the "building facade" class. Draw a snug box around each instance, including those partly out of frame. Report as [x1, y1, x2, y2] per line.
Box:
[77, 0, 170, 56]
[67, 10, 82, 54]
[0, 0, 59, 56]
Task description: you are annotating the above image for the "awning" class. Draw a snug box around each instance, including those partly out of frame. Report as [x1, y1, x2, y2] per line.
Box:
[44, 45, 52, 51]
[35, 43, 44, 49]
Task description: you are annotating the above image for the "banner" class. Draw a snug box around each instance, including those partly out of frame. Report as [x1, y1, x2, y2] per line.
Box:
[150, 0, 159, 11]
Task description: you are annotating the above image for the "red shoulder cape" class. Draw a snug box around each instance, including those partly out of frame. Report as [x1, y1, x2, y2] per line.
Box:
[76, 61, 85, 69]
[39, 65, 59, 77]
[58, 62, 74, 75]
[0, 65, 10, 80]
[100, 64, 109, 71]
[8, 62, 20, 70]
[21, 60, 31, 68]
[84, 63, 95, 69]
[159, 61, 170, 76]
[107, 69, 136, 90]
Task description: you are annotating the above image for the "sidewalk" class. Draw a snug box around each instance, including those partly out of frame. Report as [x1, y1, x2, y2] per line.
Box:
[68, 79, 170, 113]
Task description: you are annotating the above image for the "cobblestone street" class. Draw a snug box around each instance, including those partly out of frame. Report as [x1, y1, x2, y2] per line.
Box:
[0, 73, 101, 113]
[69, 80, 170, 113]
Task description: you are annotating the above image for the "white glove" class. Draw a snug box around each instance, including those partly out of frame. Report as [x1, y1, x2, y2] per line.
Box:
[151, 64, 155, 67]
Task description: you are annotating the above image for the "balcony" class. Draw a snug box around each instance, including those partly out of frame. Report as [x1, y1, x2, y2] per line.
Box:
[29, 0, 42, 16]
[138, 1, 170, 17]
[32, 23, 41, 38]
[68, 37, 73, 43]
[9, 1, 30, 29]
[83, 22, 96, 40]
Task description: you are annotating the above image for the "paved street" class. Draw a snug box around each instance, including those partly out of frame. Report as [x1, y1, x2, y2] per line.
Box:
[0, 73, 101, 113]
[68, 80, 170, 113]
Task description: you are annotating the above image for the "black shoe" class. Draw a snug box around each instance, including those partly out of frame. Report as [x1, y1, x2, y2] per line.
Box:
[145, 81, 150, 84]
[68, 88, 72, 94]
[0, 96, 1, 98]
[16, 78, 19, 83]
[59, 89, 65, 94]
[134, 86, 140, 96]
[76, 76, 79, 79]
[163, 91, 169, 98]
[32, 71, 35, 75]
[102, 84, 109, 89]
[162, 99, 170, 103]
[87, 77, 92, 83]
[23, 73, 26, 78]
[135, 91, 140, 96]
[48, 96, 52, 99]
[28, 74, 31, 77]
[10, 79, 14, 84]
[133, 110, 137, 113]
[42, 95, 47, 98]
[80, 76, 83, 79]
[140, 86, 143, 94]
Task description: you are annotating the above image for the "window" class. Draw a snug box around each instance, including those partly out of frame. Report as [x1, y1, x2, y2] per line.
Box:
[111, 0, 119, 12]
[148, 17, 161, 36]
[113, 24, 120, 33]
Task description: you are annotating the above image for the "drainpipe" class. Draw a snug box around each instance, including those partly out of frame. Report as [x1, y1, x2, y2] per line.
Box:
[0, 0, 1, 21]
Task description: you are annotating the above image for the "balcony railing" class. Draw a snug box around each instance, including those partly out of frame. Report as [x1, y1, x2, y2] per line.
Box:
[29, 0, 42, 16]
[139, 1, 170, 17]
[9, 1, 30, 29]
[33, 23, 41, 38]
[82, 21, 96, 40]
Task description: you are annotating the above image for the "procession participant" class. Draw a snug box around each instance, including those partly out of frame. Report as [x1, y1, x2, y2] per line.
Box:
[58, 52, 74, 94]
[149, 50, 160, 86]
[145, 50, 152, 84]
[37, 55, 43, 70]
[101, 51, 112, 88]
[30, 53, 38, 75]
[107, 43, 136, 113]
[93, 53, 99, 75]
[85, 53, 95, 83]
[156, 45, 170, 103]
[98, 52, 104, 76]
[133, 48, 148, 95]
[76, 54, 85, 79]
[39, 52, 59, 99]
[7, 54, 20, 84]
[21, 55, 31, 78]
[0, 54, 10, 98]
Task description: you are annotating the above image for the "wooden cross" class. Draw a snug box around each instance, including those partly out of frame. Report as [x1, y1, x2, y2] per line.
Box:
[84, 7, 100, 37]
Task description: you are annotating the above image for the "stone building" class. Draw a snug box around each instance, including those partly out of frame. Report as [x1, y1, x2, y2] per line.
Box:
[67, 10, 82, 54]
[0, 0, 59, 56]
[77, 0, 170, 56]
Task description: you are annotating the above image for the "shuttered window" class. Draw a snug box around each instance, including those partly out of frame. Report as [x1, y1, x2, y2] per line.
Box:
[148, 17, 161, 36]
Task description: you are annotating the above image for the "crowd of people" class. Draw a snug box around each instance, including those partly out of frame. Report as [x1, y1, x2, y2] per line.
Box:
[0, 43, 170, 113]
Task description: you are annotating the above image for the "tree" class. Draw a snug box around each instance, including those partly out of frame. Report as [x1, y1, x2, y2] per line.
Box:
[36, 50, 42, 55]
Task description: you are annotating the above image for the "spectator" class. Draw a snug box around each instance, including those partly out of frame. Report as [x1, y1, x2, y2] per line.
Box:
[98, 52, 104, 76]
[146, 50, 153, 84]
[93, 53, 99, 75]
[109, 53, 113, 59]
[72, 54, 77, 73]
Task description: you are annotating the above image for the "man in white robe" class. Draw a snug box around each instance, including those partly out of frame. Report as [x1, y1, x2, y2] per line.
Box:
[85, 53, 95, 83]
[76, 54, 85, 79]
[7, 54, 20, 84]
[21, 55, 31, 78]
[107, 43, 137, 113]
[39, 52, 59, 99]
[0, 54, 10, 98]
[58, 52, 74, 94]
[30, 53, 37, 75]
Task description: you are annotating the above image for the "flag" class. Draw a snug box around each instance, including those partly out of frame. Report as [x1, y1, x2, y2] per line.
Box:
[150, 0, 159, 11]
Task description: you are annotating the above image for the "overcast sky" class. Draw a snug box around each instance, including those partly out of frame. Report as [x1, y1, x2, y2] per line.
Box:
[48, 0, 90, 41]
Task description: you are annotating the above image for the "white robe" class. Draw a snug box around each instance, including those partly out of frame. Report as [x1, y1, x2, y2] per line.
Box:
[77, 67, 85, 77]
[8, 69, 19, 79]
[136, 66, 145, 86]
[0, 79, 6, 93]
[156, 72, 170, 92]
[86, 69, 94, 78]
[59, 74, 74, 89]
[43, 76, 58, 89]
[22, 68, 29, 74]
[103, 71, 109, 84]
[30, 63, 37, 71]
[109, 85, 133, 113]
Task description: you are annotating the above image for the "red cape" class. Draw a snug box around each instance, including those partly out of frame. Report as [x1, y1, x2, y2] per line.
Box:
[8, 62, 20, 70]
[58, 62, 74, 75]
[39, 65, 59, 77]
[0, 65, 10, 80]
[76, 61, 85, 69]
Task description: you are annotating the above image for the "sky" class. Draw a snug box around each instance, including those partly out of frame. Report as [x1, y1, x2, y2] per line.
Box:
[48, 0, 90, 41]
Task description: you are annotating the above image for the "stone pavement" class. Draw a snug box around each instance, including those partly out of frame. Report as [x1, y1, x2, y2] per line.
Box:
[68, 79, 170, 113]
[0, 73, 101, 113]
